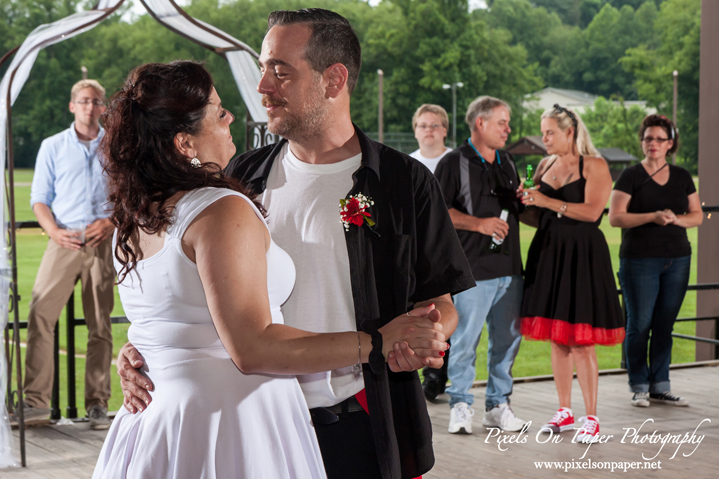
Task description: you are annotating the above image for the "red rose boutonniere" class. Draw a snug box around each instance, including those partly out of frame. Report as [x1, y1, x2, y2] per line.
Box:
[339, 193, 375, 231]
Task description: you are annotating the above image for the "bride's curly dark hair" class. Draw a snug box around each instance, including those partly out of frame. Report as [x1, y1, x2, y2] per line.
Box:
[102, 61, 261, 282]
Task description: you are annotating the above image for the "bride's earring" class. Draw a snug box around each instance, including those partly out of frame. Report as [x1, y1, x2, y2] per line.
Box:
[190, 158, 201, 168]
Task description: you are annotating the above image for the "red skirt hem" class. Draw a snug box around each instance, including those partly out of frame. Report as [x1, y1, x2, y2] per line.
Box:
[520, 316, 625, 346]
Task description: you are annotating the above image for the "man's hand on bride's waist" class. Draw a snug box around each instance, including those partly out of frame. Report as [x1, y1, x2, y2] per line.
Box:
[118, 342, 154, 414]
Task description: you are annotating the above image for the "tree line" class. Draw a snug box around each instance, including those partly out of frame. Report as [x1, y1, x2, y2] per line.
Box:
[0, 0, 699, 171]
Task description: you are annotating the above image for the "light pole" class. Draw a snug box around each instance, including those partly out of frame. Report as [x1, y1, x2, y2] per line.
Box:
[443, 82, 464, 147]
[672, 70, 678, 165]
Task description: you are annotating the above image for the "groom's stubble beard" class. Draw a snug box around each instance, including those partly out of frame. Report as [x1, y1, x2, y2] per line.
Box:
[264, 78, 329, 141]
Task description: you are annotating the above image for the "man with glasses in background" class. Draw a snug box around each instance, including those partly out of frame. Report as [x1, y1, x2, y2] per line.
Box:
[434, 96, 528, 434]
[410, 104, 453, 174]
[18, 79, 115, 430]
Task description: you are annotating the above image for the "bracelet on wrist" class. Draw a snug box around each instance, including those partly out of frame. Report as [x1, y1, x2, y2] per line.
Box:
[351, 331, 362, 376]
[557, 202, 568, 218]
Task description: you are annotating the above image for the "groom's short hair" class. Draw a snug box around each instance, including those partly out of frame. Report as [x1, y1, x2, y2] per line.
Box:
[267, 8, 362, 95]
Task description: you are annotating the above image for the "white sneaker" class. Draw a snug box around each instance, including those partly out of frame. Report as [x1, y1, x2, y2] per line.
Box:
[448, 402, 474, 434]
[631, 392, 650, 407]
[575, 416, 601, 444]
[483, 403, 528, 432]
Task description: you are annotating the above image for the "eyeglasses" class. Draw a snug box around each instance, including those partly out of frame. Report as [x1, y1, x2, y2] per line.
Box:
[416, 123, 444, 131]
[74, 99, 104, 107]
[642, 137, 670, 144]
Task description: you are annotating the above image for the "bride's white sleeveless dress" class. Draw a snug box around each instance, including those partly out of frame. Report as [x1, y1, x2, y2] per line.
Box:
[93, 187, 326, 479]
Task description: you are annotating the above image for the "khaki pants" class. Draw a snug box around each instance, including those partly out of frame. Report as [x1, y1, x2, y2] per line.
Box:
[24, 237, 114, 411]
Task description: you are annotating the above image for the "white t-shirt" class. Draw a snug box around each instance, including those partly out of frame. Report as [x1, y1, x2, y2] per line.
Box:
[261, 143, 365, 408]
[409, 147, 452, 174]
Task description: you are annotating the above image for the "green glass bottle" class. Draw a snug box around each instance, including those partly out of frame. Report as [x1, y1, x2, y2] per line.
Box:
[524, 164, 535, 190]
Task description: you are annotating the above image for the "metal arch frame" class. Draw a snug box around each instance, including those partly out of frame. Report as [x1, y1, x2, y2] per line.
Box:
[0, 0, 265, 467]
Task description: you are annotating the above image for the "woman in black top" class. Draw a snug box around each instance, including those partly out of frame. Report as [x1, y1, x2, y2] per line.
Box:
[609, 115, 703, 408]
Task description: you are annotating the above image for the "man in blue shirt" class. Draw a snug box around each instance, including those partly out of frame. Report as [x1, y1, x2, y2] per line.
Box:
[21, 79, 115, 429]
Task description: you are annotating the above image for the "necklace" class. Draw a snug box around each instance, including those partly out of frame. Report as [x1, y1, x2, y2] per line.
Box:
[548, 155, 580, 181]
[546, 159, 557, 180]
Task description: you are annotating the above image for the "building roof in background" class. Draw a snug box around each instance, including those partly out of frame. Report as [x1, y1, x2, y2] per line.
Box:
[534, 87, 599, 104]
[506, 137, 638, 167]
[523, 87, 652, 115]
[598, 147, 637, 163]
[506, 136, 546, 156]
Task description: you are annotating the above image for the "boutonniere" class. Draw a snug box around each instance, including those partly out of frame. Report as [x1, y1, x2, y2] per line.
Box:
[339, 193, 376, 231]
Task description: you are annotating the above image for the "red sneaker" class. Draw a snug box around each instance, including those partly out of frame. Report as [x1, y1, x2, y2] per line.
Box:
[575, 415, 600, 443]
[540, 407, 574, 433]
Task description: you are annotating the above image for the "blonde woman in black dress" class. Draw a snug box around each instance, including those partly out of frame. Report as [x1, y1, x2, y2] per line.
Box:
[519, 105, 624, 443]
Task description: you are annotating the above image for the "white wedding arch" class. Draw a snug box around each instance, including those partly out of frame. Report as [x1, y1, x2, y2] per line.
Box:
[0, 0, 267, 466]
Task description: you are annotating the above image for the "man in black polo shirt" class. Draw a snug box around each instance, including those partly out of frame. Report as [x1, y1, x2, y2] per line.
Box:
[435, 96, 528, 435]
[116, 9, 474, 479]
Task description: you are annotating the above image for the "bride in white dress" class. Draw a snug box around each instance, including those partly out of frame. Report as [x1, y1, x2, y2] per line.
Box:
[92, 61, 446, 479]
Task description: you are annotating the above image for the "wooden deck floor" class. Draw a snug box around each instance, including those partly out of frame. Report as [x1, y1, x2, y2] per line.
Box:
[1, 364, 717, 478]
[424, 363, 719, 478]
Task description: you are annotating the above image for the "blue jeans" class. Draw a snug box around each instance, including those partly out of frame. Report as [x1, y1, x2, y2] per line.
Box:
[619, 256, 690, 394]
[447, 275, 523, 409]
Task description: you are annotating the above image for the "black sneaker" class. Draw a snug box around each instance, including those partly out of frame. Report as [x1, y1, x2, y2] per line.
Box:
[649, 391, 689, 406]
[422, 374, 447, 402]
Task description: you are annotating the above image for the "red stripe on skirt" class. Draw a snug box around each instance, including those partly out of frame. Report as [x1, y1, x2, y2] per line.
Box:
[520, 316, 625, 346]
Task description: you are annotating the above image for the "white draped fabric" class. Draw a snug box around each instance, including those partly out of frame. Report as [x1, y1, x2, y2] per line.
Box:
[0, 0, 265, 467]
[141, 0, 267, 121]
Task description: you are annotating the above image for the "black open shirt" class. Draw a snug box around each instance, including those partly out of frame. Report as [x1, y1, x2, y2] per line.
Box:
[226, 125, 474, 479]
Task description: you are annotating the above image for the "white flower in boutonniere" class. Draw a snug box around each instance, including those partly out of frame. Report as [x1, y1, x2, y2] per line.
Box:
[339, 193, 376, 231]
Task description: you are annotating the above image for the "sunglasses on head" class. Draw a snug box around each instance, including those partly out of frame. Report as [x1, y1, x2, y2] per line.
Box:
[553, 104, 579, 140]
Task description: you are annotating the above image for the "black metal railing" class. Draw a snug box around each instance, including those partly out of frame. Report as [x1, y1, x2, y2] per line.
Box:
[245, 114, 278, 151]
[9, 295, 128, 420]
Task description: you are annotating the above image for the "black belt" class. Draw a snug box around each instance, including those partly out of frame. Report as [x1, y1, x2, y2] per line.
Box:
[310, 396, 365, 426]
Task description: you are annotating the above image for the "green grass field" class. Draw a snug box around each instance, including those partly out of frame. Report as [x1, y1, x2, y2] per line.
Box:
[7, 170, 700, 414]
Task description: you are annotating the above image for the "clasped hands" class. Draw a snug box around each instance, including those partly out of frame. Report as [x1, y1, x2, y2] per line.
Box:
[50, 218, 114, 250]
[84, 218, 115, 247]
[117, 304, 447, 414]
[381, 303, 448, 373]
[653, 209, 677, 226]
